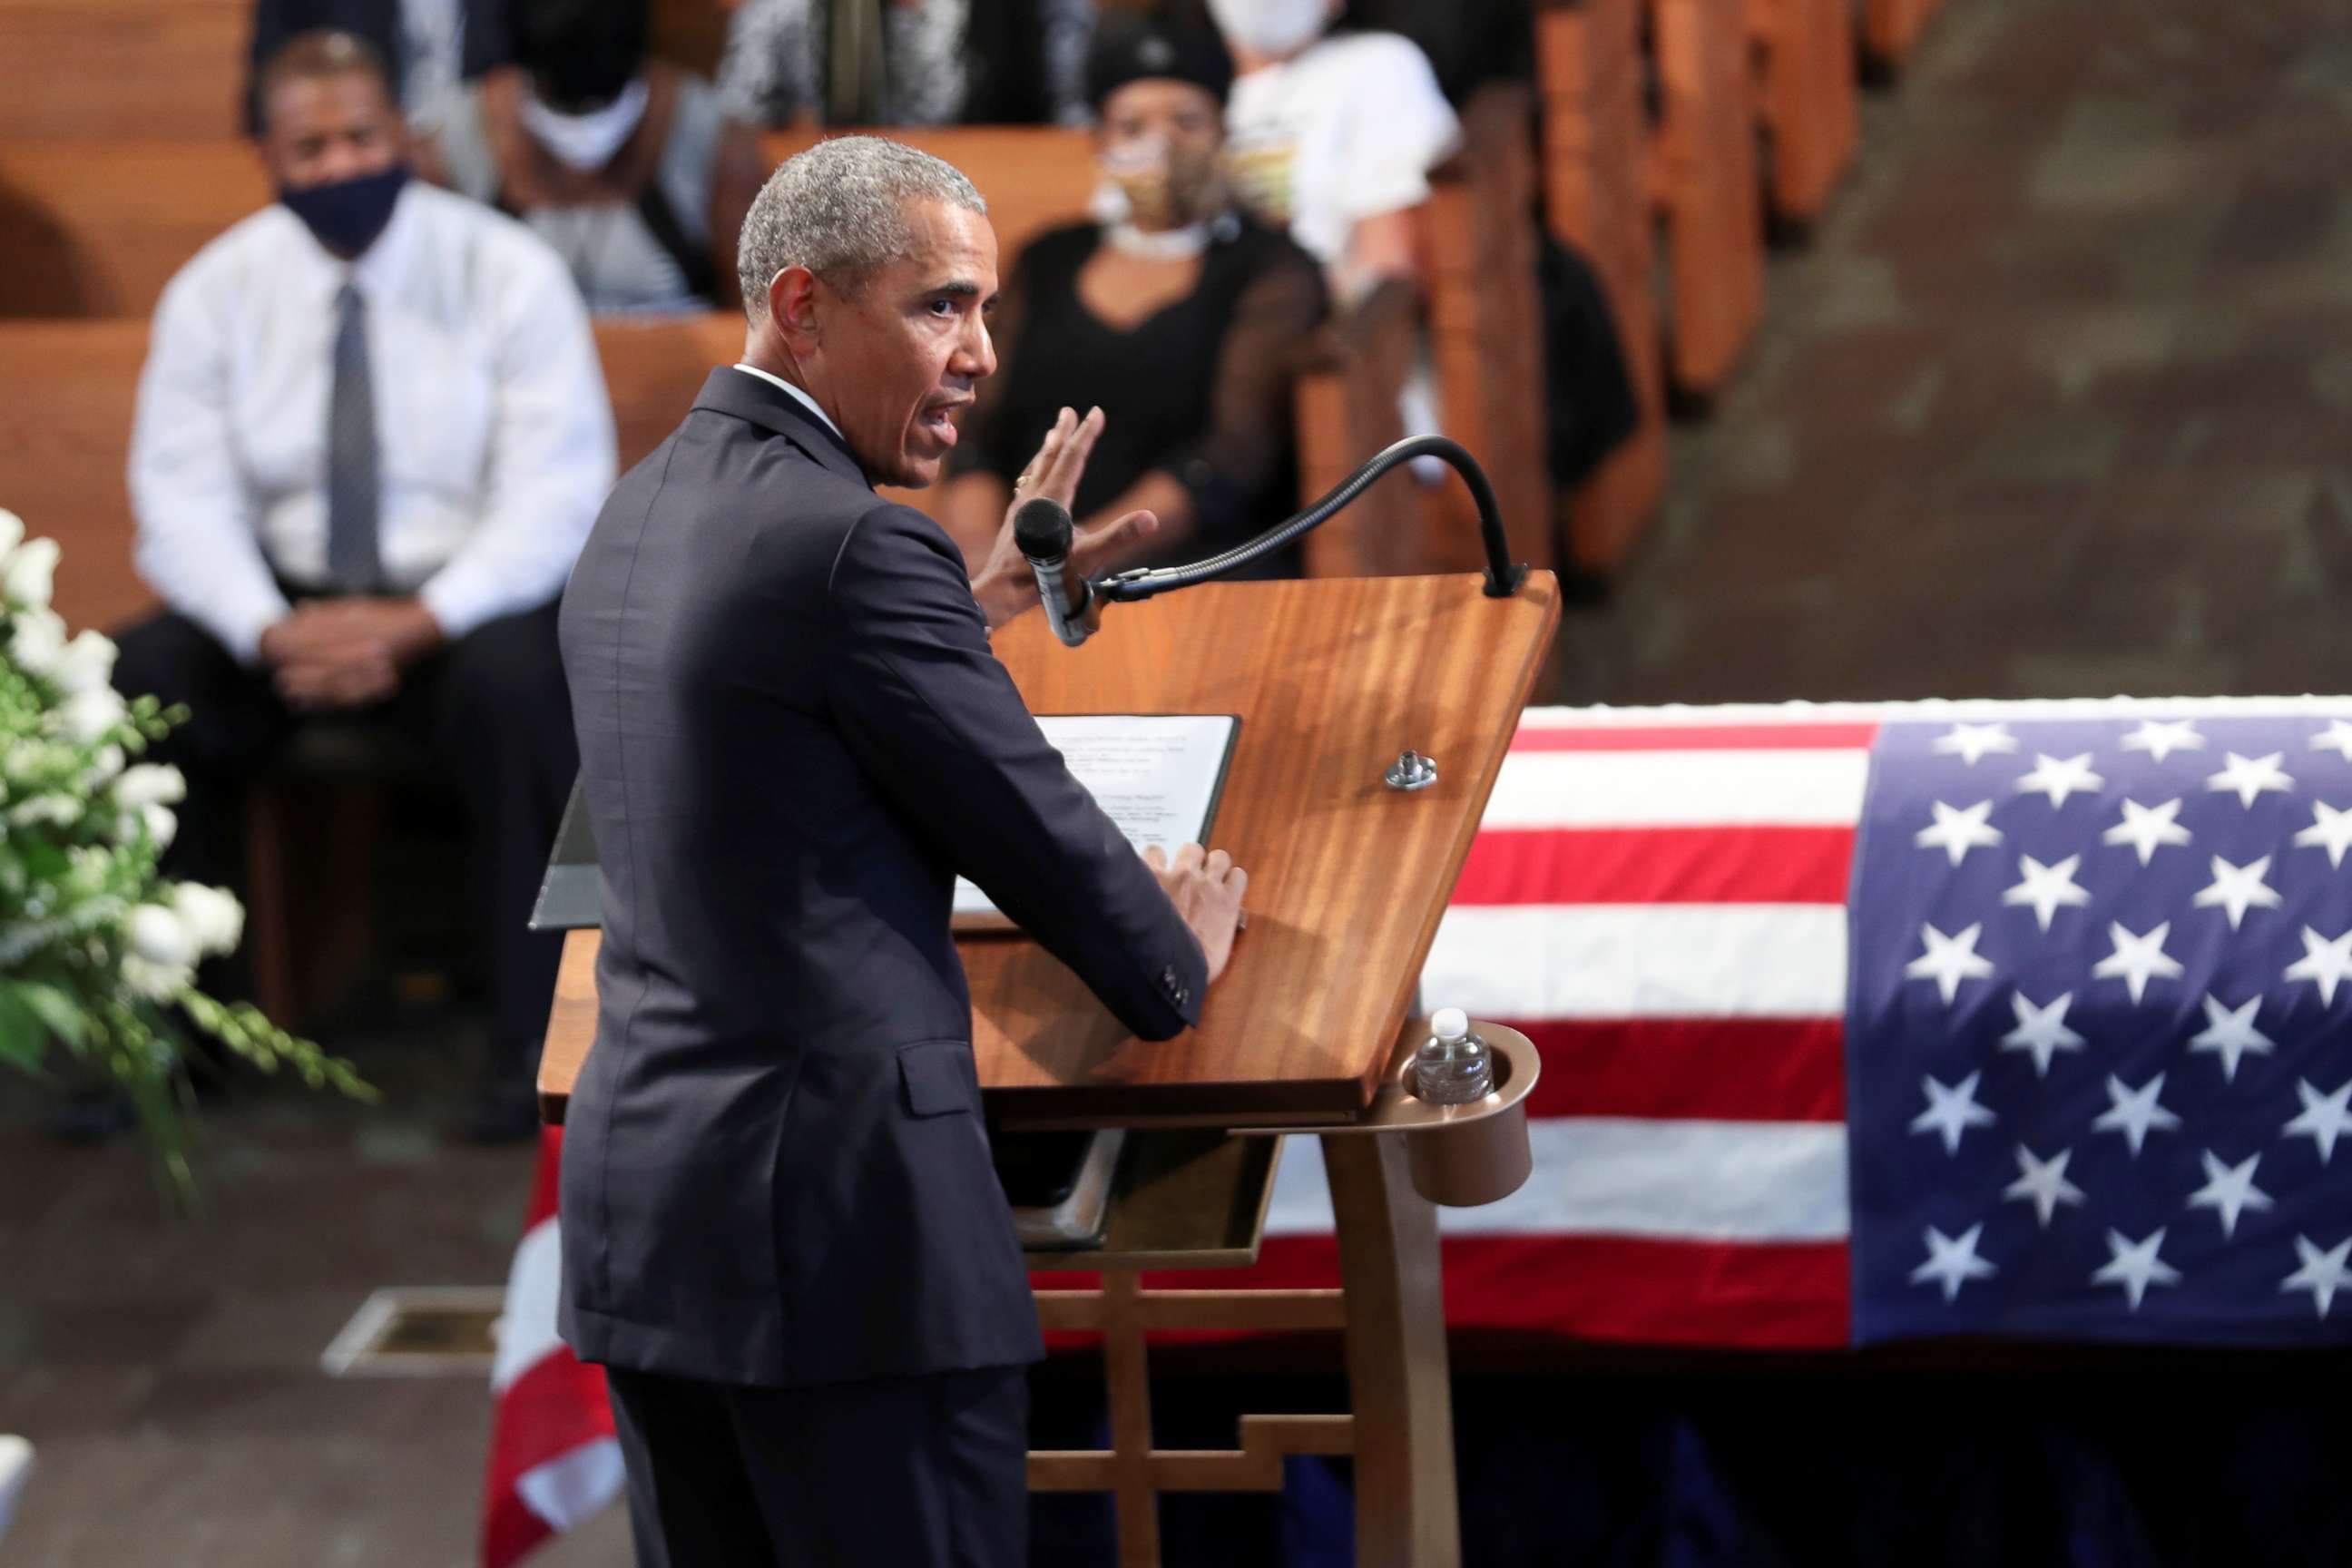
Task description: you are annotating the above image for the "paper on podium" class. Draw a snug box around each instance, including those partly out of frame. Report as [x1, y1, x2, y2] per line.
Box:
[953, 713, 1240, 929]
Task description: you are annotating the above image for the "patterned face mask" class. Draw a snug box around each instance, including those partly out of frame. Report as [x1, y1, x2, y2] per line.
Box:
[1099, 135, 1223, 230]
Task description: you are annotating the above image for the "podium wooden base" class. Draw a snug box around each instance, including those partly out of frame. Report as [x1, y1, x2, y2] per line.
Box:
[1027, 1132, 1459, 1568]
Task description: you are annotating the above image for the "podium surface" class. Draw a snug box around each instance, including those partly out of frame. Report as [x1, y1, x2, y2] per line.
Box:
[537, 571, 1559, 1125]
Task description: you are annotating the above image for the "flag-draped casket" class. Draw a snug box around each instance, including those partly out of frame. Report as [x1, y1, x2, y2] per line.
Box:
[484, 699, 2352, 1563]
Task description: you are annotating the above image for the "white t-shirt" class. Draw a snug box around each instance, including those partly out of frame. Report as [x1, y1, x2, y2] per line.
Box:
[1222, 31, 1463, 270]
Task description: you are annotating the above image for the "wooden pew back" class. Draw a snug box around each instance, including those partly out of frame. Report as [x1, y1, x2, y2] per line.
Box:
[0, 0, 248, 142]
[0, 0, 733, 142]
[1424, 84, 1556, 580]
[1, 315, 788, 634]
[0, 142, 271, 318]
[757, 125, 1102, 271]
[1866, 0, 1945, 70]
[1650, 0, 1766, 397]
[1536, 0, 1666, 570]
[1746, 0, 1858, 226]
[0, 320, 154, 632]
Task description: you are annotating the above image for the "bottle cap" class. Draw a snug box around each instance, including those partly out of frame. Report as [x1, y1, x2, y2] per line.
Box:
[1430, 1007, 1469, 1041]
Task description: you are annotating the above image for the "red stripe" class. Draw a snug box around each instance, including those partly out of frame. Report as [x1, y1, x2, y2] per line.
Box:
[1511, 722, 1878, 752]
[1043, 1236, 1850, 1350]
[1453, 826, 1856, 906]
[1514, 1017, 1847, 1122]
[480, 1346, 615, 1568]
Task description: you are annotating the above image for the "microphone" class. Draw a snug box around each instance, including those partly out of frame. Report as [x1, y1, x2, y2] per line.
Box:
[1013, 496, 1099, 648]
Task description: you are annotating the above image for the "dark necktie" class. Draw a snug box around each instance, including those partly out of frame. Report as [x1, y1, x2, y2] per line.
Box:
[327, 282, 383, 593]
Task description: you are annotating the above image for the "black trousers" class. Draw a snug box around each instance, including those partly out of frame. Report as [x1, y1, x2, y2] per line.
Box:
[109, 600, 577, 1082]
[604, 1364, 1030, 1568]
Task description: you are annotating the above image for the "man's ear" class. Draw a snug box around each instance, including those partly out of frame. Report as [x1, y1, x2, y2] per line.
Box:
[767, 266, 823, 355]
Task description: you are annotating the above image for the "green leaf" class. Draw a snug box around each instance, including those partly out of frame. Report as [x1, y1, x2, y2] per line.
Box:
[0, 985, 48, 1070]
[14, 980, 88, 1048]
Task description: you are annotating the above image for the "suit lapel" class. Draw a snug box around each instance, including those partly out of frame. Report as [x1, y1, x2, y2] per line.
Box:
[691, 368, 871, 488]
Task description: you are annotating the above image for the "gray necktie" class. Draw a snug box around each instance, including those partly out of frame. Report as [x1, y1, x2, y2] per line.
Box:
[327, 282, 383, 593]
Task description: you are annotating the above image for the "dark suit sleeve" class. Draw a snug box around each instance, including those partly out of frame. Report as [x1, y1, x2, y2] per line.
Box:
[823, 501, 1210, 1040]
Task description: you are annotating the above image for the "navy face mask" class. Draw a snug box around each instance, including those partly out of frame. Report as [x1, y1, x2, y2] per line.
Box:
[279, 163, 410, 258]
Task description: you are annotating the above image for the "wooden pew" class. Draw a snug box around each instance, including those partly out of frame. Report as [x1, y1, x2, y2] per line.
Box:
[0, 142, 270, 318]
[1425, 85, 1555, 581]
[756, 125, 1102, 270]
[1534, 0, 1764, 409]
[0, 315, 778, 635]
[0, 319, 154, 632]
[1534, 0, 1667, 571]
[0, 127, 1454, 596]
[1746, 0, 1858, 227]
[0, 0, 248, 142]
[0, 128, 1098, 320]
[1651, 0, 1767, 397]
[1865, 0, 1946, 72]
[1, 298, 1389, 632]
[1292, 281, 1417, 579]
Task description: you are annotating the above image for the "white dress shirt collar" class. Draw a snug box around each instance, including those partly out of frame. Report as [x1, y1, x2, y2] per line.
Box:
[732, 363, 846, 443]
[280, 179, 425, 306]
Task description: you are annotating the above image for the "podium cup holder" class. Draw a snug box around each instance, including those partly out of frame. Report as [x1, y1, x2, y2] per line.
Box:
[1244, 1021, 1540, 1208]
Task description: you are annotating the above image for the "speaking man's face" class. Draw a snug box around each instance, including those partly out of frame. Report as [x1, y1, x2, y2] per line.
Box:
[819, 199, 1000, 489]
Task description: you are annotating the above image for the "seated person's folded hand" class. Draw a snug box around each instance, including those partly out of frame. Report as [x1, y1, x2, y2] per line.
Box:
[259, 597, 446, 710]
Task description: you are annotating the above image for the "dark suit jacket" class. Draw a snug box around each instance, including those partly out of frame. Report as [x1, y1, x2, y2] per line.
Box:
[555, 368, 1208, 1388]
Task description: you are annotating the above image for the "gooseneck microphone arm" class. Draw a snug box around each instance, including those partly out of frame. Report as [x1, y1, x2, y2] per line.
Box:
[1091, 436, 1530, 605]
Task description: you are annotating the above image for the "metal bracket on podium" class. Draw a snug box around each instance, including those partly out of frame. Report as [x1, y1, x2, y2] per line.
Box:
[1237, 1021, 1542, 1209]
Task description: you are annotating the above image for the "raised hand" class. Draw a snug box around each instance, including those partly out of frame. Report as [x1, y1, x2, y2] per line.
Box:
[969, 406, 1161, 631]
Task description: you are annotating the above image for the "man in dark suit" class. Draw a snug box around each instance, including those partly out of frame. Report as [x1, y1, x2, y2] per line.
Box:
[556, 135, 1249, 1567]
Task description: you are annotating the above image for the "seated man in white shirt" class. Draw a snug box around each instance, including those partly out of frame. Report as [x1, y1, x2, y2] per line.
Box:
[116, 28, 615, 1142]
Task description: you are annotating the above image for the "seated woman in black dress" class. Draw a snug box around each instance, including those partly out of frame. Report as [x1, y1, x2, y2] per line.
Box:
[941, 12, 1328, 579]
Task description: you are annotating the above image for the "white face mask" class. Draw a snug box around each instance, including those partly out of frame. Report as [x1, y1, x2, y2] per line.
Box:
[520, 76, 651, 172]
[1206, 0, 1330, 59]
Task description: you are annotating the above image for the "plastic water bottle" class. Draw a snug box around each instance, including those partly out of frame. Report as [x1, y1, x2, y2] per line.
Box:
[1413, 1007, 1494, 1104]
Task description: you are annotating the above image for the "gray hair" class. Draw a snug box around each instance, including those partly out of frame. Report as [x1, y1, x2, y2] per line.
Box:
[737, 135, 987, 318]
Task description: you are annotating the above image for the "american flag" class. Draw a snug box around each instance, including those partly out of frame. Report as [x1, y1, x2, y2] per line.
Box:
[481, 699, 2352, 1563]
[1847, 709, 2352, 1344]
[480, 1129, 618, 1568]
[1194, 703, 1859, 1346]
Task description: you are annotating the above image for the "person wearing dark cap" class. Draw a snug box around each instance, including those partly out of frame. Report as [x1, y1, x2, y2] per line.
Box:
[940, 11, 1328, 579]
[434, 0, 767, 312]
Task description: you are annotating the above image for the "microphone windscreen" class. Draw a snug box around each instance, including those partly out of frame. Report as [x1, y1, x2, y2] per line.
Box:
[1013, 496, 1075, 564]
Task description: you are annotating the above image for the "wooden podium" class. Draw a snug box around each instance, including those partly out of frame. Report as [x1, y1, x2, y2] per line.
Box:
[538, 570, 1560, 1565]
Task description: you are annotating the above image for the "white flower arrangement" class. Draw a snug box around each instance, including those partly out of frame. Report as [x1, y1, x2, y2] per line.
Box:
[0, 508, 369, 1199]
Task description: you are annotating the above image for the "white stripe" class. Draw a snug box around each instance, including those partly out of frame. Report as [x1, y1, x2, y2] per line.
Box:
[1521, 696, 2352, 729]
[1481, 749, 1870, 828]
[0, 1436, 31, 1545]
[517, 1438, 626, 1531]
[1420, 904, 1847, 1019]
[491, 1216, 564, 1395]
[1265, 1120, 1850, 1242]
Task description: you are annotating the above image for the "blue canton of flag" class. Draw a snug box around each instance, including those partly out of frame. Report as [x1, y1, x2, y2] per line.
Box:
[1848, 713, 2352, 1344]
